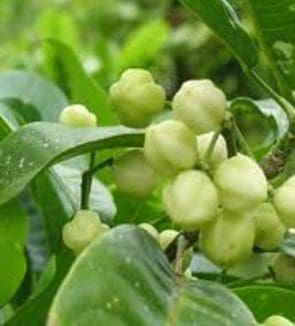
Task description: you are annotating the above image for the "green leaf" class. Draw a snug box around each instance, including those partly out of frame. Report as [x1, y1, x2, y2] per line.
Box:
[43, 39, 118, 125]
[235, 285, 295, 322]
[0, 71, 68, 121]
[0, 122, 144, 206]
[0, 199, 28, 305]
[48, 225, 257, 325]
[180, 0, 258, 69]
[230, 97, 289, 159]
[116, 19, 170, 74]
[247, 0, 295, 100]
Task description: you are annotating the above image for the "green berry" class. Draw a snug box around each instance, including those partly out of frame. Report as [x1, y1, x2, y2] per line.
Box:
[263, 315, 294, 326]
[113, 150, 158, 198]
[273, 176, 295, 227]
[248, 203, 286, 251]
[172, 79, 226, 134]
[144, 120, 197, 177]
[200, 212, 255, 267]
[59, 104, 97, 127]
[62, 210, 103, 255]
[139, 223, 159, 240]
[110, 69, 166, 127]
[163, 170, 219, 230]
[196, 132, 228, 168]
[159, 229, 179, 250]
[214, 154, 268, 212]
[271, 254, 295, 285]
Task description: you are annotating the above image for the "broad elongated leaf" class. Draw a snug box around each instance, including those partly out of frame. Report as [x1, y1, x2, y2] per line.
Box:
[0, 122, 144, 206]
[0, 199, 28, 305]
[0, 71, 68, 121]
[235, 285, 295, 322]
[44, 39, 117, 125]
[48, 225, 257, 325]
[180, 0, 258, 69]
[247, 0, 295, 99]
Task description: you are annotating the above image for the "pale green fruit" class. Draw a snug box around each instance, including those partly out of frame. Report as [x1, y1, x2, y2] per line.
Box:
[139, 223, 159, 240]
[163, 170, 219, 230]
[144, 120, 198, 177]
[248, 203, 286, 251]
[196, 132, 228, 168]
[214, 154, 268, 212]
[159, 229, 179, 250]
[172, 79, 226, 134]
[200, 212, 255, 267]
[113, 150, 158, 198]
[101, 223, 110, 233]
[62, 210, 103, 255]
[273, 176, 295, 227]
[263, 315, 294, 326]
[271, 254, 295, 285]
[59, 104, 97, 127]
[109, 69, 166, 127]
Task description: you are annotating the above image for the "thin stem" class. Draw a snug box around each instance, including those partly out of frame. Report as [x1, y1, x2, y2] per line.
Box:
[231, 119, 255, 159]
[175, 235, 187, 276]
[251, 71, 295, 122]
[203, 127, 222, 164]
[80, 157, 114, 209]
[227, 273, 272, 288]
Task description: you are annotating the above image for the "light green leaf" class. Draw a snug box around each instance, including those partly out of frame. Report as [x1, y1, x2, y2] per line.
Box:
[48, 225, 257, 325]
[0, 122, 144, 206]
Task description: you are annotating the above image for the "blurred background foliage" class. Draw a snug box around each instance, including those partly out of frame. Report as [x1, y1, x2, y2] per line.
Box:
[0, 0, 263, 100]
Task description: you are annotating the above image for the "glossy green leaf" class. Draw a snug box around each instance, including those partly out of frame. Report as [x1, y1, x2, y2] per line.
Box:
[0, 122, 144, 206]
[235, 285, 295, 322]
[43, 39, 118, 125]
[0, 71, 68, 121]
[116, 19, 170, 73]
[247, 0, 295, 100]
[48, 225, 257, 325]
[180, 0, 258, 69]
[230, 97, 289, 159]
[0, 199, 28, 305]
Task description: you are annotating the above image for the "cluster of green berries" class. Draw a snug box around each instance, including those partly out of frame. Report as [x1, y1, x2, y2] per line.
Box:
[109, 68, 295, 269]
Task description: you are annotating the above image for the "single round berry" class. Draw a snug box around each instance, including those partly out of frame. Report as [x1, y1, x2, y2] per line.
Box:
[59, 104, 97, 127]
[271, 254, 295, 285]
[163, 170, 219, 230]
[196, 132, 228, 168]
[200, 212, 255, 267]
[263, 315, 294, 326]
[113, 150, 158, 198]
[273, 176, 295, 228]
[110, 69, 166, 127]
[159, 229, 179, 250]
[139, 223, 159, 240]
[214, 154, 268, 212]
[172, 79, 226, 134]
[62, 210, 103, 255]
[144, 120, 197, 177]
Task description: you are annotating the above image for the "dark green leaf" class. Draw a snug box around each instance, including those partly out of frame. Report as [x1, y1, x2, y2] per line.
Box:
[48, 225, 257, 325]
[0, 122, 144, 206]
[180, 0, 258, 69]
[0, 71, 68, 121]
[235, 285, 295, 322]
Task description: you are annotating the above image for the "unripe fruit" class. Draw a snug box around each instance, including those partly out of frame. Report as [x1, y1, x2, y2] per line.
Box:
[113, 150, 158, 198]
[172, 79, 226, 134]
[263, 315, 294, 326]
[159, 229, 179, 250]
[196, 132, 228, 168]
[200, 212, 255, 267]
[59, 104, 97, 127]
[163, 170, 219, 230]
[248, 203, 286, 251]
[62, 210, 103, 255]
[144, 120, 197, 177]
[139, 223, 159, 240]
[271, 254, 295, 285]
[214, 154, 268, 212]
[109, 69, 166, 127]
[273, 176, 295, 227]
